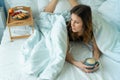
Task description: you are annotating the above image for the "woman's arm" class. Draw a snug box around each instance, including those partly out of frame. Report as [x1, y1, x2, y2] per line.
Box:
[66, 38, 82, 67]
[68, 0, 79, 7]
[66, 38, 100, 73]
[66, 39, 85, 71]
[44, 0, 58, 13]
[66, 52, 85, 69]
[66, 52, 96, 73]
[92, 37, 101, 60]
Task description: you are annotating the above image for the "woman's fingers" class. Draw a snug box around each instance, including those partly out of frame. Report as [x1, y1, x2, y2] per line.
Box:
[95, 61, 99, 67]
[82, 68, 94, 73]
[85, 65, 94, 69]
[77, 61, 100, 73]
[81, 65, 93, 73]
[82, 63, 99, 73]
[91, 66, 99, 72]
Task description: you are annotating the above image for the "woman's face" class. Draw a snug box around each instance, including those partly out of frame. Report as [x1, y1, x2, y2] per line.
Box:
[71, 13, 84, 36]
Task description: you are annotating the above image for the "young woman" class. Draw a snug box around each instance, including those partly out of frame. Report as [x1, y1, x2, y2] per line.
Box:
[66, 4, 101, 73]
[45, 0, 101, 73]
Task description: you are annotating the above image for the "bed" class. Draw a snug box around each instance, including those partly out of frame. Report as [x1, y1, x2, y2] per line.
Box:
[0, 0, 120, 80]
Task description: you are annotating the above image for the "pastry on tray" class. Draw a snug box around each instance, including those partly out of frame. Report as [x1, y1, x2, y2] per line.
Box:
[11, 10, 29, 20]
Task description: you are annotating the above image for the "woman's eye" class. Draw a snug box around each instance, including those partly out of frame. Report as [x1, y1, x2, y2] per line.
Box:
[71, 18, 80, 24]
[75, 21, 79, 24]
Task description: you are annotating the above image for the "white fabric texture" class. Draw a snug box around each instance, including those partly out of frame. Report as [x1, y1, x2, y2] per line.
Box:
[21, 12, 67, 80]
[78, 0, 105, 11]
[1, 0, 120, 80]
[0, 11, 120, 80]
[98, 0, 120, 30]
[0, 35, 120, 80]
[92, 12, 120, 62]
[37, 0, 49, 14]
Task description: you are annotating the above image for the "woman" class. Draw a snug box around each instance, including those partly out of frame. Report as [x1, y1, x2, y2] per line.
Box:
[66, 4, 101, 73]
[45, 0, 101, 73]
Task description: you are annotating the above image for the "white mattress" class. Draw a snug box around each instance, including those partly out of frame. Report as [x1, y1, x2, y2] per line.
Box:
[0, 28, 120, 80]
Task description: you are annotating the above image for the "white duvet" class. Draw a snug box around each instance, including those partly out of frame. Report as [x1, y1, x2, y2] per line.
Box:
[20, 11, 120, 80]
[0, 38, 120, 80]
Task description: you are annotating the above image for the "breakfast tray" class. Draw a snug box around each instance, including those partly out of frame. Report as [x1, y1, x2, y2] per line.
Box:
[6, 6, 34, 41]
[7, 6, 33, 27]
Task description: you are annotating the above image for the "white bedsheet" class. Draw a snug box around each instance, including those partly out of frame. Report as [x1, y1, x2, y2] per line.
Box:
[0, 40, 120, 80]
[0, 42, 38, 80]
[0, 28, 37, 80]
[0, 25, 120, 80]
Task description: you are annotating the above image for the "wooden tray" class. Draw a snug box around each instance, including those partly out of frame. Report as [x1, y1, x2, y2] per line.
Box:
[7, 6, 33, 27]
[6, 6, 34, 41]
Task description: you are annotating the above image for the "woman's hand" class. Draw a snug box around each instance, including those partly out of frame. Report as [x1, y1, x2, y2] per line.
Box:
[66, 52, 99, 73]
[92, 37, 102, 60]
[74, 61, 99, 73]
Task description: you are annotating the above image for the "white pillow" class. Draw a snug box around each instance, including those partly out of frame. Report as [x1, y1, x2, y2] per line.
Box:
[78, 0, 105, 11]
[98, 0, 120, 25]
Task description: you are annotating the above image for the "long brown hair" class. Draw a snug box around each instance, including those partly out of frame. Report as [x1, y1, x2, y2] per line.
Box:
[67, 4, 93, 44]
